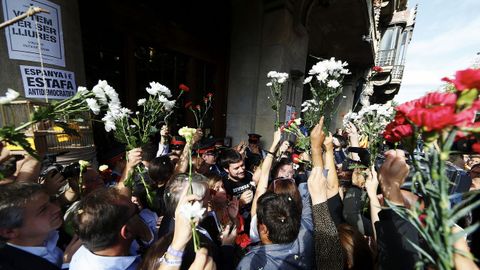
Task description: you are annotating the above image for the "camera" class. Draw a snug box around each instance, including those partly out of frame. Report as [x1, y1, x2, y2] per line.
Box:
[40, 162, 81, 179]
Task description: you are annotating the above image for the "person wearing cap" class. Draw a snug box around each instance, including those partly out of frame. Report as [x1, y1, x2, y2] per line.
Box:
[245, 133, 266, 172]
[196, 139, 225, 177]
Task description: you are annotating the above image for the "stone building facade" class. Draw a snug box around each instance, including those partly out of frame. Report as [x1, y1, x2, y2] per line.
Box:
[0, 0, 416, 149]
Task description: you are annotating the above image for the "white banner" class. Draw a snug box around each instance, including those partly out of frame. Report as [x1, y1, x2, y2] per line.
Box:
[2, 0, 65, 67]
[20, 65, 76, 100]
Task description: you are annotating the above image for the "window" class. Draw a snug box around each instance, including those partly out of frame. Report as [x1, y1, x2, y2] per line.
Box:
[379, 26, 401, 51]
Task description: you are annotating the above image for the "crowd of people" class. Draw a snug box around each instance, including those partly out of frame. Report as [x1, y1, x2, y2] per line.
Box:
[0, 116, 479, 270]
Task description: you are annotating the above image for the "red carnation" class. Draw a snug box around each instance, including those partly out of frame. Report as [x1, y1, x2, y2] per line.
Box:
[184, 101, 192, 108]
[372, 66, 383, 72]
[195, 105, 201, 110]
[207, 92, 213, 98]
[203, 97, 209, 103]
[292, 154, 301, 164]
[473, 142, 480, 154]
[408, 106, 456, 131]
[416, 92, 457, 107]
[235, 233, 251, 249]
[179, 84, 190, 92]
[383, 122, 413, 143]
[442, 68, 480, 91]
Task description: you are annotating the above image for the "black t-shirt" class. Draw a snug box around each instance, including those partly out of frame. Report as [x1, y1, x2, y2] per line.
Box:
[223, 171, 254, 198]
[223, 172, 254, 227]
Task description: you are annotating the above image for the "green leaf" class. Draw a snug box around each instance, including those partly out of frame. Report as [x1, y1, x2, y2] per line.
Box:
[456, 88, 478, 109]
[0, 126, 39, 159]
[131, 118, 140, 127]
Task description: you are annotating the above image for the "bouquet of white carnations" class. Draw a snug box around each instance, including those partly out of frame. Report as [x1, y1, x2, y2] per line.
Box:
[266, 71, 289, 129]
[0, 82, 115, 159]
[99, 81, 176, 207]
[343, 101, 395, 166]
[302, 57, 349, 130]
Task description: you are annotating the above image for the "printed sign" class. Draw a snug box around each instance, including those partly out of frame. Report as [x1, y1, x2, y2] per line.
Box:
[20, 65, 76, 100]
[2, 0, 65, 66]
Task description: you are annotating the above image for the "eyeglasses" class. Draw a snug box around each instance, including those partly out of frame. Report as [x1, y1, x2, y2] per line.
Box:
[272, 177, 296, 190]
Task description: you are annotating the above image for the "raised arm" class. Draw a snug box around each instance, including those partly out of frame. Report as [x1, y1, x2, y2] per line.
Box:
[323, 133, 339, 199]
[310, 116, 325, 170]
[118, 147, 143, 196]
[345, 122, 360, 161]
[156, 125, 170, 157]
[251, 129, 281, 216]
[365, 166, 381, 240]
[174, 129, 203, 174]
[376, 150, 419, 270]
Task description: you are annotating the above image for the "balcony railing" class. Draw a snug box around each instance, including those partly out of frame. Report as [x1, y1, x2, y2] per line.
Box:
[376, 49, 396, 66]
[391, 65, 405, 81]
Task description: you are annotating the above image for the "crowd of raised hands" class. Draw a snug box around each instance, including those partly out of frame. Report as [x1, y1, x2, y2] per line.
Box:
[0, 116, 479, 270]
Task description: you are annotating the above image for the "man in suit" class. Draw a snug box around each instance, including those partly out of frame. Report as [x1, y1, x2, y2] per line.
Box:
[0, 182, 78, 270]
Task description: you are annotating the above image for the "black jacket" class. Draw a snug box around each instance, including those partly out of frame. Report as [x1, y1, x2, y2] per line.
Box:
[0, 244, 60, 270]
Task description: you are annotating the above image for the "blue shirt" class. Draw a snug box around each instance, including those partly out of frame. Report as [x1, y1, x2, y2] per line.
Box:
[237, 183, 314, 270]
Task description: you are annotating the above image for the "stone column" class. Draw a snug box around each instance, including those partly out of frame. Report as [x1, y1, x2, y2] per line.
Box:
[226, 0, 309, 147]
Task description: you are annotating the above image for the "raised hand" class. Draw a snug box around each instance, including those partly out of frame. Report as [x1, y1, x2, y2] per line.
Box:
[42, 170, 67, 196]
[379, 150, 409, 206]
[126, 148, 143, 170]
[310, 116, 325, 150]
[323, 132, 334, 152]
[239, 189, 254, 206]
[220, 224, 237, 246]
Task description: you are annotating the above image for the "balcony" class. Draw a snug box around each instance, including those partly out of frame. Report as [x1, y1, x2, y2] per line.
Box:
[376, 49, 396, 66]
[391, 65, 404, 81]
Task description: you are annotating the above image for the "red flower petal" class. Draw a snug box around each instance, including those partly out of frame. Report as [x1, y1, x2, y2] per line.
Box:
[179, 84, 190, 92]
[443, 68, 480, 91]
[473, 142, 480, 154]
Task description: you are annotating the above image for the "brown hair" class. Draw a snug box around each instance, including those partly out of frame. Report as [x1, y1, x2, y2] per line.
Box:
[337, 223, 374, 270]
[137, 233, 173, 270]
[267, 178, 302, 213]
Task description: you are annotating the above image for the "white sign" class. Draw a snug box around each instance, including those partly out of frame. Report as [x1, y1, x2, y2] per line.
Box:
[2, 0, 65, 66]
[20, 65, 76, 100]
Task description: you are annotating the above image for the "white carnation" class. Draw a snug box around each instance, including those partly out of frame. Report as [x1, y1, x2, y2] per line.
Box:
[316, 72, 328, 83]
[266, 82, 273, 87]
[158, 95, 168, 103]
[303, 76, 312, 84]
[164, 100, 176, 111]
[0, 88, 20, 104]
[327, 80, 340, 88]
[77, 86, 88, 96]
[92, 84, 108, 105]
[267, 71, 278, 78]
[99, 165, 109, 172]
[146, 82, 171, 97]
[137, 98, 146, 106]
[179, 201, 206, 220]
[86, 98, 101, 115]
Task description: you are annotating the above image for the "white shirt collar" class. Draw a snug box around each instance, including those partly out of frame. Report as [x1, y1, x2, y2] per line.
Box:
[70, 245, 139, 270]
[7, 230, 63, 267]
